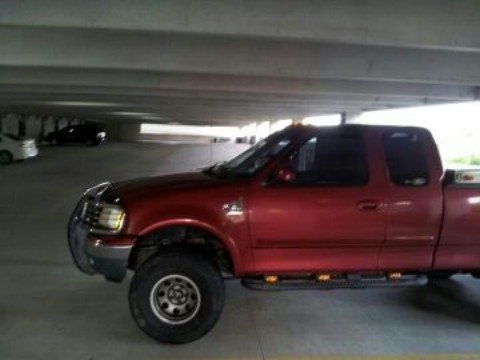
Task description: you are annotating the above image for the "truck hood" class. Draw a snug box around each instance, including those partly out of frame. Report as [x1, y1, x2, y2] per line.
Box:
[112, 171, 237, 199]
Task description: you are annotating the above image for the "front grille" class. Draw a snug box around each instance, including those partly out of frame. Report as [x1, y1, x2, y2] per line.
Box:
[81, 200, 103, 228]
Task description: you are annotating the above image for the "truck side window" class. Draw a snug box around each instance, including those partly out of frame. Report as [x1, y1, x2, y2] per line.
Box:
[289, 134, 369, 186]
[383, 131, 429, 186]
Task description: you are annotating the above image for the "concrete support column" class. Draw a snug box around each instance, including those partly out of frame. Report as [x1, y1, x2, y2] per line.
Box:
[39, 115, 48, 142]
[2, 114, 17, 134]
[118, 122, 141, 141]
[43, 116, 53, 136]
[25, 115, 41, 139]
[248, 122, 257, 144]
[237, 122, 257, 144]
[256, 121, 271, 141]
[341, 111, 362, 124]
[18, 114, 27, 137]
[292, 117, 304, 125]
[104, 121, 120, 141]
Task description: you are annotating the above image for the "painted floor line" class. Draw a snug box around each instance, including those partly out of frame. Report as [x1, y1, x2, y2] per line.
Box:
[191, 353, 480, 360]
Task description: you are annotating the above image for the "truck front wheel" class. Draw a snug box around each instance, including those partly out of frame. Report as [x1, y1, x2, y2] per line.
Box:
[129, 248, 225, 344]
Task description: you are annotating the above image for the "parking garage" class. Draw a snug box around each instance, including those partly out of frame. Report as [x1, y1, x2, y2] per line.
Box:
[1, 1, 480, 359]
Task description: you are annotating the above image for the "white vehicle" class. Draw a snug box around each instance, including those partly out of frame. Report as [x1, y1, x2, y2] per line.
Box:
[0, 133, 39, 165]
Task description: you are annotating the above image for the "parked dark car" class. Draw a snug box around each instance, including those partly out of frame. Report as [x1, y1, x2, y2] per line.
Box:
[45, 124, 106, 146]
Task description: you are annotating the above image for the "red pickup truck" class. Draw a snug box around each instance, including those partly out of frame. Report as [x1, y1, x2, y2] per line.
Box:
[68, 125, 480, 344]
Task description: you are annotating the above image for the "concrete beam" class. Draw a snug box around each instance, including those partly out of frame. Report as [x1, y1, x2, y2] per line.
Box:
[0, 85, 453, 107]
[0, 98, 400, 116]
[1, 0, 480, 52]
[2, 2, 479, 126]
[0, 75, 462, 126]
[0, 98, 373, 126]
[0, 67, 476, 101]
[2, 27, 480, 85]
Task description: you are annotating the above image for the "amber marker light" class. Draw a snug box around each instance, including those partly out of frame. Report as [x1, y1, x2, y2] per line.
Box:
[388, 272, 402, 279]
[264, 275, 279, 283]
[317, 274, 331, 281]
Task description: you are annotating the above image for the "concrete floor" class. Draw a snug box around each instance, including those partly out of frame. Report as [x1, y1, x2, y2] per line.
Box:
[1, 142, 480, 360]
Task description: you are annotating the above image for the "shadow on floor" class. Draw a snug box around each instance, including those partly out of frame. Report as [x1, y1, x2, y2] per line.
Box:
[405, 278, 480, 325]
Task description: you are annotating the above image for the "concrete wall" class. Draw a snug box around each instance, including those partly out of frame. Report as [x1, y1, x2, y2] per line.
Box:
[26, 116, 42, 139]
[1, 114, 19, 134]
[104, 121, 215, 143]
[1, 114, 236, 144]
[0, 113, 81, 142]
[104, 121, 141, 142]
[141, 134, 213, 144]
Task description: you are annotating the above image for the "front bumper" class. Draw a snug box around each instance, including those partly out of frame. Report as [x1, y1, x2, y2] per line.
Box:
[22, 147, 38, 159]
[68, 192, 133, 282]
[85, 238, 132, 282]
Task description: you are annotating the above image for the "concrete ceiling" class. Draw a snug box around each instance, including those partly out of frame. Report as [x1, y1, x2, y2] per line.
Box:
[1, 0, 480, 126]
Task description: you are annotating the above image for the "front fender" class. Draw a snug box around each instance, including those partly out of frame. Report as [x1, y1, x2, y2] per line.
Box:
[137, 218, 244, 275]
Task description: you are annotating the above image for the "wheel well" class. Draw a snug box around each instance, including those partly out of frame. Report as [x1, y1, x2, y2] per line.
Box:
[128, 225, 234, 276]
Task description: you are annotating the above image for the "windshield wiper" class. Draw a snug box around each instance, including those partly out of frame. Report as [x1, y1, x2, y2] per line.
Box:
[202, 162, 230, 177]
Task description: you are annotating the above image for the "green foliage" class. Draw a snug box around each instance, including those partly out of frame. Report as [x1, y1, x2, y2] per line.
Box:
[449, 154, 480, 166]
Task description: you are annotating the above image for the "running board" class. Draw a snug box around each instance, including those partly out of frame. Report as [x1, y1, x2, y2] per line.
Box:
[241, 274, 428, 291]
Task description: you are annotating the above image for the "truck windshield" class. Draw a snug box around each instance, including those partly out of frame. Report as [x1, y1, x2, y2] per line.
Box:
[205, 129, 296, 177]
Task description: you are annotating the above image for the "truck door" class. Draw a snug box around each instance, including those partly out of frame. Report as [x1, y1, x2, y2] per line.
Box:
[378, 129, 443, 270]
[249, 127, 387, 273]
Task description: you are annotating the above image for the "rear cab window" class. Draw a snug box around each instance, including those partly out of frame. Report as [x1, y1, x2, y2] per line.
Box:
[383, 130, 429, 187]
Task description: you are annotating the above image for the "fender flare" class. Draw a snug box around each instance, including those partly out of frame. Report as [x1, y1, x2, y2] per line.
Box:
[137, 218, 241, 274]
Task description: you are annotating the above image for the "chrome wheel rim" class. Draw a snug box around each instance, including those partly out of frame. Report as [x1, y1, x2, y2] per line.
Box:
[149, 274, 201, 325]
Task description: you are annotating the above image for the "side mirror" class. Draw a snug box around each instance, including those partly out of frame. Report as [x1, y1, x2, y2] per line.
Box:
[262, 167, 296, 187]
[275, 167, 296, 183]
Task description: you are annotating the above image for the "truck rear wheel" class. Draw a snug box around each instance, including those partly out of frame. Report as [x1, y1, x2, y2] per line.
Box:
[129, 248, 225, 344]
[428, 271, 456, 280]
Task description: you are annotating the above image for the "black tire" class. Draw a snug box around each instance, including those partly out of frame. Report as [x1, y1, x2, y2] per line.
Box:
[0, 150, 13, 165]
[129, 248, 225, 344]
[86, 139, 101, 146]
[428, 271, 456, 280]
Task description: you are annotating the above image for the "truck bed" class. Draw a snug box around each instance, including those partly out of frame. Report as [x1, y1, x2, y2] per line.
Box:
[435, 170, 480, 270]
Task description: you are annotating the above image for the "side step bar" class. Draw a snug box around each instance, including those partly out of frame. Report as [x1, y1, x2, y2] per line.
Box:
[241, 273, 428, 291]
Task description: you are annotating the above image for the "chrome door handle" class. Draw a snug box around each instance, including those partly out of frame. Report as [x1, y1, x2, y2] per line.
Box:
[357, 200, 381, 211]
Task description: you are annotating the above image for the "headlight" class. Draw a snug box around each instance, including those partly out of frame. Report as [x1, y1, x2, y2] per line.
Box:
[96, 204, 125, 233]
